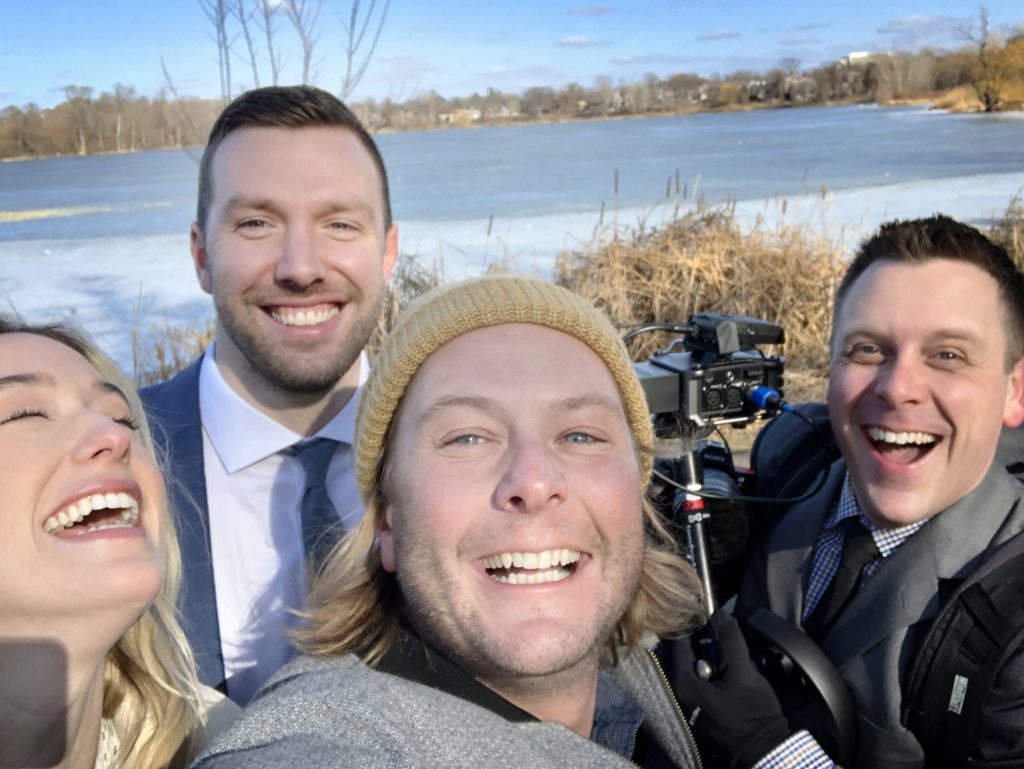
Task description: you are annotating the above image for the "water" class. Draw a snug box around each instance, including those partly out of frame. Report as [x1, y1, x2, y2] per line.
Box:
[2, 104, 1023, 367]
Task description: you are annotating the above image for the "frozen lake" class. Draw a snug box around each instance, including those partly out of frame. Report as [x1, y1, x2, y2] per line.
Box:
[1, 104, 1022, 368]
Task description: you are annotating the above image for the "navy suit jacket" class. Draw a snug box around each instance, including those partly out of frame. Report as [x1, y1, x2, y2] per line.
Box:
[141, 358, 225, 690]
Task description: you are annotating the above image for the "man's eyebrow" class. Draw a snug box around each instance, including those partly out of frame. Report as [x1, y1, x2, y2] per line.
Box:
[840, 325, 985, 344]
[221, 194, 277, 215]
[417, 395, 497, 425]
[0, 372, 57, 390]
[221, 193, 374, 219]
[417, 392, 624, 425]
[558, 393, 626, 416]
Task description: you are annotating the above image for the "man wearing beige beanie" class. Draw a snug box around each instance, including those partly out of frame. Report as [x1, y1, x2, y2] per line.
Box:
[193, 275, 831, 768]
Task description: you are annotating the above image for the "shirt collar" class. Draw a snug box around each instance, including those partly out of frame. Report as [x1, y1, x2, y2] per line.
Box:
[828, 472, 928, 557]
[198, 340, 368, 473]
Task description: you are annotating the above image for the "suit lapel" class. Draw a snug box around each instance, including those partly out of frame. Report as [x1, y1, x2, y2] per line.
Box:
[142, 357, 225, 690]
[824, 465, 1023, 668]
[765, 461, 847, 623]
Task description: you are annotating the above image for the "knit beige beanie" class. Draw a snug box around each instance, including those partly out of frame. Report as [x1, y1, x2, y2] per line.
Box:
[355, 274, 653, 503]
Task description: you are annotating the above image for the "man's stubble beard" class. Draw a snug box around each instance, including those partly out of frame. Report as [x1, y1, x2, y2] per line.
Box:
[392, 518, 644, 702]
[214, 286, 384, 396]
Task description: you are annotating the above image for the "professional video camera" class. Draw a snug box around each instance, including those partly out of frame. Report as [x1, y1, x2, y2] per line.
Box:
[633, 312, 785, 429]
[628, 312, 786, 610]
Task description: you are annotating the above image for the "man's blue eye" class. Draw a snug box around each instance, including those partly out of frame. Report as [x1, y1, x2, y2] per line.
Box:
[450, 434, 484, 446]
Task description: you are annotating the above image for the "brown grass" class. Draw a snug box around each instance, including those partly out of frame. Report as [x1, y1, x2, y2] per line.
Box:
[555, 203, 843, 404]
[133, 320, 214, 388]
[930, 86, 984, 112]
[989, 193, 1024, 270]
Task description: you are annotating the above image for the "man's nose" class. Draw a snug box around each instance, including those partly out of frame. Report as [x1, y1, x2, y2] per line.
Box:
[275, 228, 327, 288]
[874, 353, 927, 406]
[493, 439, 567, 513]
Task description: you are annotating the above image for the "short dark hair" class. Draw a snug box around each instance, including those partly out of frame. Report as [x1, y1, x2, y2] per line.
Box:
[834, 215, 1024, 366]
[196, 85, 392, 233]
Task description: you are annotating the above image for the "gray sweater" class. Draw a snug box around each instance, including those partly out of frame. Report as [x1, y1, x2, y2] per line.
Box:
[191, 641, 701, 769]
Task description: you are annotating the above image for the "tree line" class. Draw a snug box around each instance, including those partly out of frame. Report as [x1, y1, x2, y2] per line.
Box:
[2, 30, 1022, 161]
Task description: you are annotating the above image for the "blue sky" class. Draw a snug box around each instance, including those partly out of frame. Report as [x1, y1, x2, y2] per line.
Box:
[2, 1, 1023, 109]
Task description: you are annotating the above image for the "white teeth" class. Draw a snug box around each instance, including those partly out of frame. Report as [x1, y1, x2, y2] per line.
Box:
[491, 567, 572, 585]
[42, 492, 140, 534]
[866, 427, 937, 446]
[483, 549, 582, 573]
[271, 306, 340, 327]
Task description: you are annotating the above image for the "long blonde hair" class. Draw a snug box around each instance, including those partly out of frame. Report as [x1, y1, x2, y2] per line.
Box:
[0, 317, 205, 768]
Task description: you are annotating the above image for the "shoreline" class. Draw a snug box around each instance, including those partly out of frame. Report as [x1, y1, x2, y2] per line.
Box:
[5, 97, 1020, 165]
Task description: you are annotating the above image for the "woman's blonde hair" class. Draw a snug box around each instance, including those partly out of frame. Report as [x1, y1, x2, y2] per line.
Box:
[0, 317, 205, 768]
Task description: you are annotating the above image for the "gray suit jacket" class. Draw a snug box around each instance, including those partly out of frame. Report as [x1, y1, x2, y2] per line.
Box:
[191, 644, 701, 769]
[737, 462, 1024, 768]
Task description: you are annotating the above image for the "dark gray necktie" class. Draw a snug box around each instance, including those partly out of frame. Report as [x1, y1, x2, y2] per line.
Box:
[285, 438, 343, 570]
[806, 517, 880, 642]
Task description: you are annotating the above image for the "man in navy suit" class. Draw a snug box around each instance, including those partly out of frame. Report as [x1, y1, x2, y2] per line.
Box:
[142, 85, 397, 703]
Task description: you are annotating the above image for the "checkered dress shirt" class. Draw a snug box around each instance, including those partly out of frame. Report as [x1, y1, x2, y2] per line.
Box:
[802, 473, 928, 624]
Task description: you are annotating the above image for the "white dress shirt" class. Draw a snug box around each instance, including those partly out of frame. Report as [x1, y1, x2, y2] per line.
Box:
[198, 342, 366, 704]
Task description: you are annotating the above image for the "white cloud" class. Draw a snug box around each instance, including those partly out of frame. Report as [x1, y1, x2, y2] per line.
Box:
[698, 29, 740, 41]
[611, 53, 699, 65]
[555, 36, 612, 48]
[877, 15, 962, 36]
[568, 6, 615, 16]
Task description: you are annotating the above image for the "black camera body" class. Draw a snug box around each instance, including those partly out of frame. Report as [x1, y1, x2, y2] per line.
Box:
[634, 313, 785, 427]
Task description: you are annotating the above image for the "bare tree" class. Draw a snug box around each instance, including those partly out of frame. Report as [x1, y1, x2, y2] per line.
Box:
[339, 0, 391, 99]
[962, 6, 1007, 111]
[236, 1, 262, 89]
[159, 58, 207, 146]
[283, 0, 324, 84]
[257, 0, 283, 86]
[198, 0, 236, 102]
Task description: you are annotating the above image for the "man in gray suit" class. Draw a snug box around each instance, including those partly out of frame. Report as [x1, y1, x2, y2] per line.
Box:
[737, 215, 1024, 767]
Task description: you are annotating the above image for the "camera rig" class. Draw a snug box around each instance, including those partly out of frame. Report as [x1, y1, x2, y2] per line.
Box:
[628, 313, 786, 616]
[630, 315, 856, 762]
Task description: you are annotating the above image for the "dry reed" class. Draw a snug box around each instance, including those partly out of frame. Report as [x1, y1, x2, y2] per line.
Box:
[556, 203, 843, 403]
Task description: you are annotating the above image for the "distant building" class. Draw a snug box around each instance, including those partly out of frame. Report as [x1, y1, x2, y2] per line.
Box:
[839, 50, 892, 66]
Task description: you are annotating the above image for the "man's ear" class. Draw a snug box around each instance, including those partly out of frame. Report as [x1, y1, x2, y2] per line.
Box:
[382, 224, 399, 283]
[379, 504, 397, 573]
[191, 221, 213, 295]
[1003, 357, 1024, 428]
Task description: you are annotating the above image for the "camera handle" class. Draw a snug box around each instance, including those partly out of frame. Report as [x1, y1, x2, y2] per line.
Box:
[669, 445, 720, 677]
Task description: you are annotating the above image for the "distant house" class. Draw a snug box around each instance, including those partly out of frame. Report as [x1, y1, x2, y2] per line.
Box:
[839, 50, 892, 66]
